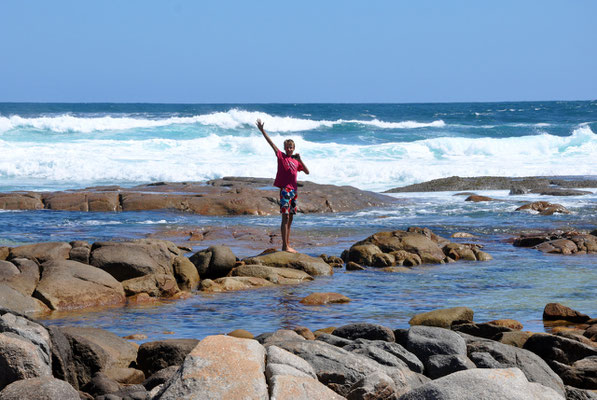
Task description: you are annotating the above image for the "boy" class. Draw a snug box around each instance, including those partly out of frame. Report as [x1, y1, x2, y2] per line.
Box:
[256, 118, 310, 253]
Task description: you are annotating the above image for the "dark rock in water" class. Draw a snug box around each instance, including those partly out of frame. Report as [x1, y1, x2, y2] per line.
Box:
[513, 230, 597, 255]
[189, 245, 236, 279]
[515, 200, 570, 215]
[345, 261, 365, 271]
[386, 175, 597, 192]
[0, 377, 80, 400]
[409, 307, 474, 329]
[543, 303, 591, 323]
[300, 292, 351, 305]
[531, 188, 593, 196]
[333, 323, 395, 342]
[510, 185, 530, 195]
[462, 333, 565, 396]
[465, 195, 497, 202]
[136, 339, 199, 377]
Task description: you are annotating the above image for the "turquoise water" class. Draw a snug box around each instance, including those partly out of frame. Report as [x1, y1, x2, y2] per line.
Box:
[0, 102, 595, 340]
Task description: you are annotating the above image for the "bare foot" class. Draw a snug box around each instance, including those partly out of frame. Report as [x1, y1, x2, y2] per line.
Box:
[283, 246, 298, 253]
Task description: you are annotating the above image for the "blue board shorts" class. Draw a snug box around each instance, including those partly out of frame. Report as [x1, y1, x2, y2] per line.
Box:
[279, 188, 298, 214]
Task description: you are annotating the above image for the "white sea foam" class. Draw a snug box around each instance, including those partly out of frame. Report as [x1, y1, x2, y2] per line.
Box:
[0, 109, 444, 134]
[0, 125, 595, 192]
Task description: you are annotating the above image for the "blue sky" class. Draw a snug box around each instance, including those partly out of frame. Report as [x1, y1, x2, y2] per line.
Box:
[1, 0, 595, 103]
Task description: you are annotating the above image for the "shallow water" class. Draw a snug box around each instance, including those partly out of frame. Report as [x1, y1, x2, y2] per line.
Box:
[1, 101, 595, 341]
[14, 189, 593, 342]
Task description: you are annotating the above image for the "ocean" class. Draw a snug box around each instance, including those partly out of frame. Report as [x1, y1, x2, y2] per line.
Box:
[1, 102, 596, 192]
[1, 101, 596, 340]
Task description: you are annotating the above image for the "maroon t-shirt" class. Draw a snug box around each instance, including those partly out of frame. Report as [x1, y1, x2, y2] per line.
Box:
[273, 149, 303, 190]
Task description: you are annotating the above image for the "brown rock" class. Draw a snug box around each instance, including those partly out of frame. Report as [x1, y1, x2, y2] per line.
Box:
[0, 261, 19, 280]
[544, 303, 590, 323]
[351, 230, 446, 265]
[293, 326, 315, 340]
[229, 264, 313, 284]
[126, 293, 159, 305]
[300, 292, 351, 305]
[89, 239, 181, 281]
[33, 260, 125, 311]
[0, 283, 49, 315]
[227, 329, 254, 339]
[0, 192, 43, 210]
[516, 201, 570, 215]
[244, 251, 333, 276]
[381, 266, 412, 273]
[0, 247, 9, 261]
[9, 242, 71, 264]
[451, 232, 477, 238]
[157, 335, 268, 400]
[199, 276, 275, 292]
[346, 261, 366, 271]
[313, 327, 336, 336]
[1, 258, 40, 296]
[465, 195, 496, 202]
[121, 274, 179, 298]
[172, 255, 199, 291]
[487, 319, 524, 330]
[495, 331, 535, 348]
[409, 307, 474, 328]
[123, 334, 148, 341]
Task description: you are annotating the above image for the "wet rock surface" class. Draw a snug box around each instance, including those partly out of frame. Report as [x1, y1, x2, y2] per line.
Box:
[345, 227, 492, 267]
[513, 230, 597, 255]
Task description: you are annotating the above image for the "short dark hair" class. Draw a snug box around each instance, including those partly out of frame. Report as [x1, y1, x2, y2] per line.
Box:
[284, 139, 295, 147]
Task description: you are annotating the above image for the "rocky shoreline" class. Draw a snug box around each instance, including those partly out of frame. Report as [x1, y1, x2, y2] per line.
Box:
[0, 227, 494, 315]
[386, 175, 597, 194]
[1, 303, 595, 399]
[0, 177, 396, 216]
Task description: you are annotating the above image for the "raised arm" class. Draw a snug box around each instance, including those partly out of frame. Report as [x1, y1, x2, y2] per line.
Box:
[256, 119, 278, 154]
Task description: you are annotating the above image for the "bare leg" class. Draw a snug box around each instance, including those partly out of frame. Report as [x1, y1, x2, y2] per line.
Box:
[281, 214, 296, 252]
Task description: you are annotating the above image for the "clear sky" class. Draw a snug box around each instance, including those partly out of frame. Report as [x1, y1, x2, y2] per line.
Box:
[1, 0, 595, 103]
